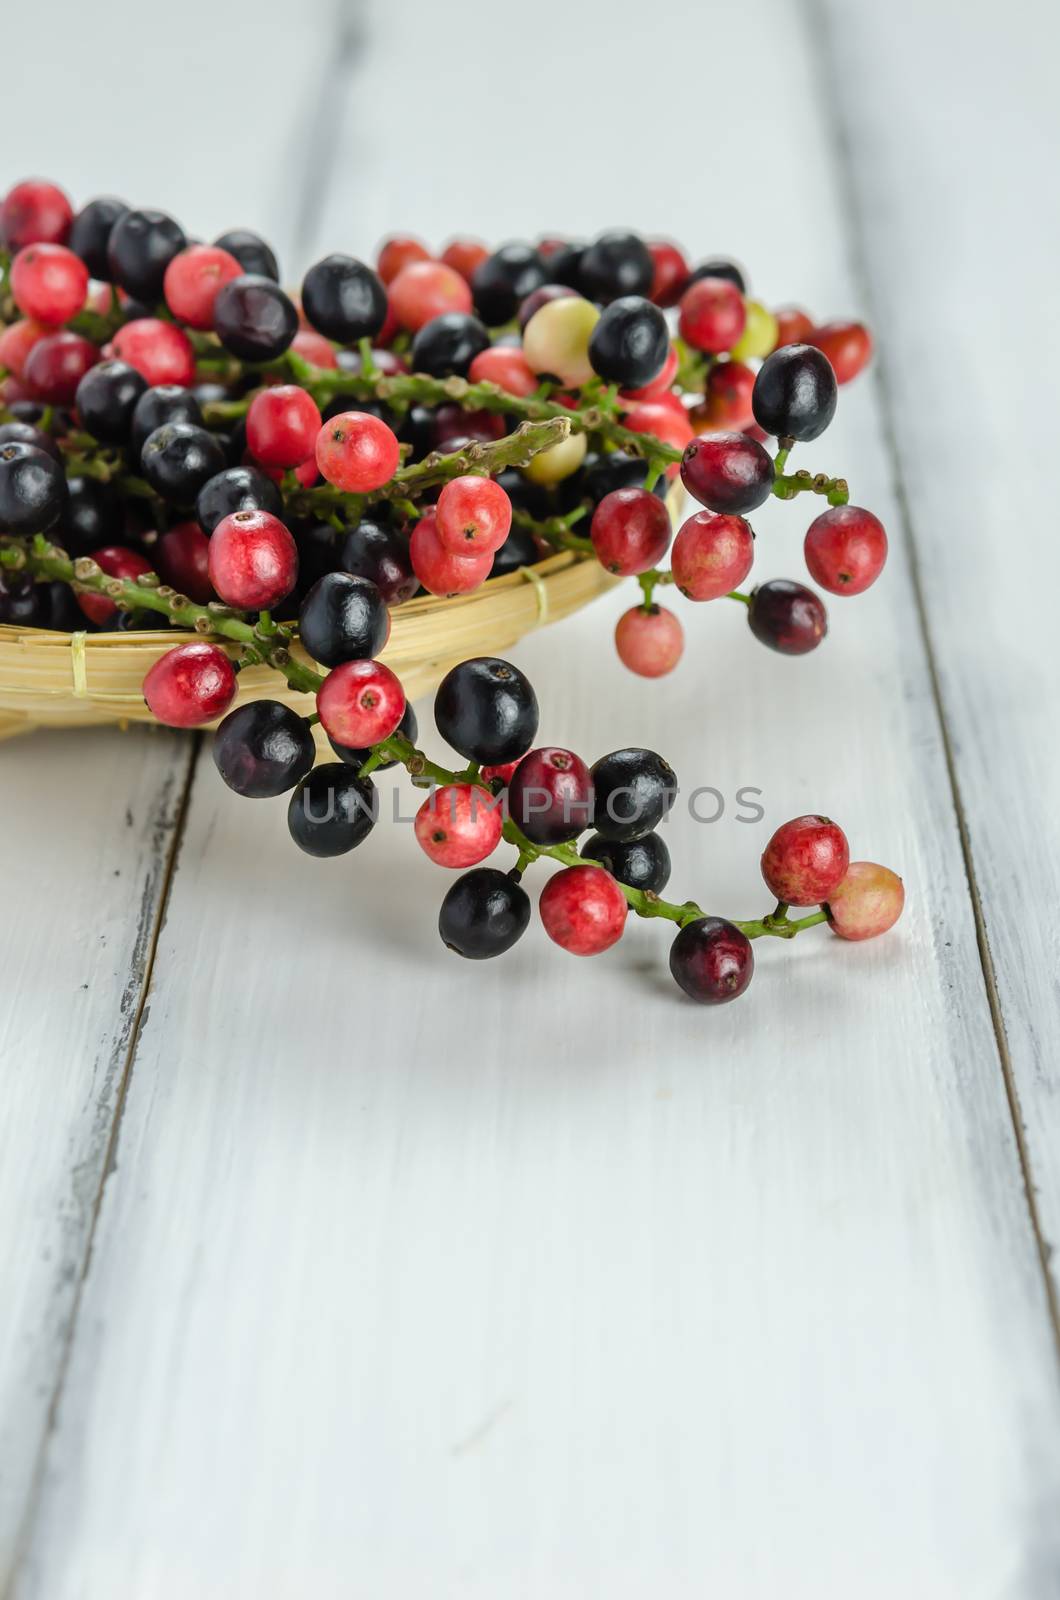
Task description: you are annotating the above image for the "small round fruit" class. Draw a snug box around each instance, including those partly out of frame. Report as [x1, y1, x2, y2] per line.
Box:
[297, 572, 388, 667]
[163, 244, 243, 329]
[467, 344, 538, 397]
[647, 239, 689, 307]
[671, 510, 754, 601]
[142, 642, 236, 728]
[471, 243, 547, 325]
[409, 311, 490, 377]
[521, 428, 587, 486]
[316, 658, 405, 747]
[517, 283, 577, 329]
[213, 701, 316, 798]
[0, 319, 45, 378]
[436, 475, 512, 556]
[291, 329, 337, 368]
[327, 700, 418, 770]
[804, 505, 887, 596]
[539, 865, 627, 956]
[111, 319, 195, 388]
[23, 331, 99, 403]
[389, 260, 472, 331]
[508, 747, 593, 845]
[106, 207, 185, 300]
[1, 179, 73, 250]
[301, 253, 388, 342]
[130, 383, 203, 454]
[681, 432, 774, 515]
[678, 277, 747, 354]
[376, 235, 430, 284]
[415, 782, 504, 868]
[196, 464, 282, 534]
[622, 399, 694, 464]
[578, 230, 653, 303]
[761, 814, 850, 905]
[75, 545, 153, 625]
[155, 521, 213, 603]
[213, 228, 279, 281]
[614, 603, 684, 677]
[409, 511, 493, 596]
[74, 359, 147, 444]
[213, 274, 298, 362]
[752, 344, 837, 441]
[826, 861, 905, 940]
[774, 306, 815, 347]
[522, 295, 600, 387]
[140, 422, 227, 507]
[207, 508, 298, 609]
[587, 295, 668, 389]
[748, 579, 827, 654]
[439, 867, 531, 959]
[315, 410, 400, 492]
[0, 441, 67, 534]
[0, 418, 61, 461]
[686, 257, 746, 293]
[287, 763, 378, 857]
[341, 518, 418, 605]
[246, 385, 322, 468]
[590, 486, 672, 576]
[434, 656, 538, 764]
[730, 300, 779, 362]
[692, 359, 756, 432]
[669, 917, 754, 1004]
[619, 342, 678, 402]
[10, 243, 88, 325]
[439, 238, 489, 283]
[581, 830, 671, 893]
[589, 747, 676, 843]
[807, 320, 873, 384]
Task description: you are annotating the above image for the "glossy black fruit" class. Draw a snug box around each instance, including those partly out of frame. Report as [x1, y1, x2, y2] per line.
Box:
[410, 312, 490, 377]
[686, 258, 747, 293]
[543, 241, 587, 288]
[489, 521, 540, 578]
[471, 243, 548, 325]
[213, 274, 298, 362]
[0, 568, 44, 625]
[747, 579, 828, 655]
[328, 700, 418, 770]
[301, 253, 388, 342]
[669, 916, 754, 1004]
[589, 747, 677, 842]
[287, 763, 378, 856]
[68, 196, 129, 280]
[578, 230, 653, 303]
[131, 384, 203, 456]
[214, 228, 279, 282]
[196, 464, 283, 535]
[75, 360, 147, 445]
[581, 830, 671, 893]
[297, 572, 388, 667]
[434, 656, 539, 765]
[439, 867, 532, 959]
[752, 344, 837, 442]
[0, 419, 62, 462]
[587, 295, 668, 387]
[340, 518, 417, 604]
[0, 441, 67, 535]
[58, 476, 114, 552]
[212, 701, 316, 797]
[140, 423, 227, 507]
[107, 207, 186, 302]
[579, 450, 666, 506]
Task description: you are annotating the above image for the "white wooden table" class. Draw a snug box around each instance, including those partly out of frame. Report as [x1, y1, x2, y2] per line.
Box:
[2, 1, 1059, 1594]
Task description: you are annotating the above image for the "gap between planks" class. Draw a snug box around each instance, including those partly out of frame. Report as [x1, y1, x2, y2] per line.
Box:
[803, 0, 1060, 1364]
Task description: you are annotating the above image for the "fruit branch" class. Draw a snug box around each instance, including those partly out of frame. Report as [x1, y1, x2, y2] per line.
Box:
[772, 468, 849, 507]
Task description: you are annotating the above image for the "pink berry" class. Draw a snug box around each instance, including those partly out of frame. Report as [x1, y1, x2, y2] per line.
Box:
[671, 510, 754, 601]
[436, 475, 513, 556]
[23, 331, 98, 404]
[143, 641, 237, 728]
[590, 486, 672, 576]
[803, 505, 887, 596]
[111, 318, 195, 387]
[681, 431, 774, 516]
[290, 328, 338, 369]
[614, 603, 684, 677]
[539, 864, 627, 956]
[439, 238, 489, 283]
[1, 179, 72, 250]
[807, 321, 873, 384]
[691, 359, 756, 432]
[0, 318, 46, 377]
[622, 398, 694, 469]
[774, 307, 815, 348]
[316, 658, 406, 747]
[761, 815, 850, 906]
[389, 260, 472, 331]
[207, 508, 299, 610]
[678, 277, 747, 354]
[467, 344, 538, 397]
[155, 520, 214, 604]
[163, 244, 243, 330]
[414, 782, 504, 868]
[315, 409, 400, 493]
[647, 240, 689, 308]
[826, 861, 905, 941]
[75, 545, 153, 625]
[409, 510, 493, 596]
[247, 384, 322, 469]
[376, 235, 431, 285]
[10, 243, 88, 326]
[481, 759, 520, 788]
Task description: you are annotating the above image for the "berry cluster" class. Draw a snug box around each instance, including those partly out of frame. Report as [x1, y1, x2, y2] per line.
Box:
[0, 179, 903, 1005]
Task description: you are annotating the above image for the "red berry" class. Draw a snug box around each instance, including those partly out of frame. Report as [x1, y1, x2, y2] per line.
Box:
[468, 344, 538, 396]
[409, 510, 493, 596]
[691, 359, 756, 433]
[622, 399, 693, 469]
[826, 861, 905, 941]
[435, 475, 512, 556]
[75, 545, 153, 624]
[590, 486, 672, 576]
[389, 260, 472, 332]
[258, 454, 319, 490]
[155, 521, 214, 604]
[440, 238, 489, 283]
[1, 179, 72, 250]
[414, 782, 504, 868]
[508, 747, 593, 845]
[247, 384, 322, 469]
[376, 235, 431, 284]
[163, 244, 243, 330]
[647, 240, 689, 308]
[761, 814, 850, 906]
[669, 917, 754, 1004]
[207, 508, 298, 610]
[620, 342, 679, 402]
[0, 318, 46, 377]
[315, 409, 400, 492]
[808, 320, 873, 384]
[773, 306, 815, 348]
[671, 510, 754, 600]
[111, 318, 195, 387]
[481, 759, 520, 788]
[678, 277, 747, 354]
[10, 244, 88, 326]
[614, 603, 684, 677]
[23, 331, 99, 404]
[748, 579, 827, 654]
[804, 505, 887, 596]
[143, 641, 236, 728]
[539, 864, 627, 956]
[681, 431, 774, 516]
[316, 658, 405, 746]
[290, 328, 338, 368]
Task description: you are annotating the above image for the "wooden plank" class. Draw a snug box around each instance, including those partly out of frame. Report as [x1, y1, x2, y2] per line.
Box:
[813, 0, 1060, 1319]
[13, 1, 1060, 1593]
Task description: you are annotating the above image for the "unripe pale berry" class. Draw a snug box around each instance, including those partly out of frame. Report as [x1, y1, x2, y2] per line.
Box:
[729, 300, 779, 362]
[826, 861, 905, 940]
[614, 603, 684, 677]
[521, 428, 587, 486]
[522, 296, 600, 388]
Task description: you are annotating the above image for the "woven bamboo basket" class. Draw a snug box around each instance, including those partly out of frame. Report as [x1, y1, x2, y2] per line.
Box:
[0, 548, 622, 743]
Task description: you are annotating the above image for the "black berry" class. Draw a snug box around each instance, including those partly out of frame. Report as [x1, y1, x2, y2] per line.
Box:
[214, 228, 279, 282]
[341, 518, 418, 605]
[0, 419, 62, 462]
[589, 748, 677, 842]
[58, 475, 114, 552]
[578, 230, 653, 303]
[75, 360, 147, 445]
[196, 464, 283, 535]
[669, 917, 754, 1004]
[489, 520, 540, 578]
[140, 423, 227, 508]
[752, 344, 838, 442]
[748, 579, 828, 655]
[0, 568, 44, 625]
[410, 312, 490, 377]
[287, 763, 378, 857]
[301, 254, 388, 343]
[471, 243, 548, 326]
[0, 441, 67, 535]
[131, 384, 204, 456]
[213, 701, 316, 797]
[297, 572, 388, 667]
[107, 207, 186, 302]
[434, 656, 539, 764]
[213, 275, 298, 362]
[587, 295, 668, 388]
[581, 831, 671, 893]
[686, 258, 746, 293]
[68, 196, 129, 280]
[439, 867, 532, 959]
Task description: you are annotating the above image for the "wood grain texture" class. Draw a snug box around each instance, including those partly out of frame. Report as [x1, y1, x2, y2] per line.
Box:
[8, 1, 1060, 1595]
[815, 0, 1060, 1318]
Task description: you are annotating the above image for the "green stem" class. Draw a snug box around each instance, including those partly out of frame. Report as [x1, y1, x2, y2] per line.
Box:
[772, 469, 849, 507]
